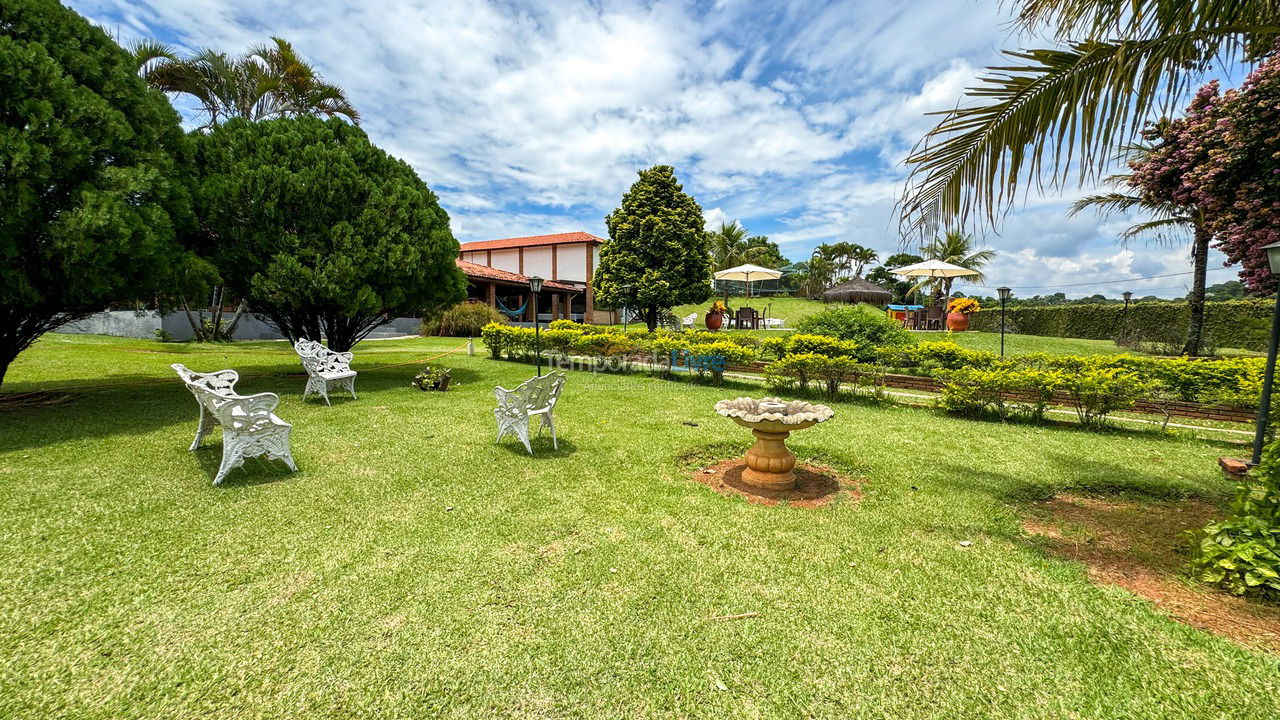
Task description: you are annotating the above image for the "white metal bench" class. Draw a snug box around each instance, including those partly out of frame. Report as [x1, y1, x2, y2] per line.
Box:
[494, 371, 566, 454]
[294, 339, 357, 405]
[171, 364, 297, 485]
[763, 317, 786, 330]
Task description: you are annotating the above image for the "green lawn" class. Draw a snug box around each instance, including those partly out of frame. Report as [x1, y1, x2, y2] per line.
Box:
[1, 334, 1277, 719]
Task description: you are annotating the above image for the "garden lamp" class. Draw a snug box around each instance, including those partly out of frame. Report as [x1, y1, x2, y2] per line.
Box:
[997, 286, 1011, 357]
[621, 283, 633, 332]
[1251, 242, 1280, 464]
[528, 276, 544, 377]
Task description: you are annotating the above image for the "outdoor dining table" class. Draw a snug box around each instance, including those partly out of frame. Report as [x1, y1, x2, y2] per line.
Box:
[886, 304, 924, 328]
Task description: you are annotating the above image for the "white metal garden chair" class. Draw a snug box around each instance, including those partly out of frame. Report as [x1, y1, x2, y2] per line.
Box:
[682, 312, 698, 329]
[494, 371, 566, 454]
[294, 338, 357, 405]
[171, 364, 298, 485]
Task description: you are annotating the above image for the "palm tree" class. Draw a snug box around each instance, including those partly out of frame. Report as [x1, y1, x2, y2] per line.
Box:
[1070, 186, 1208, 354]
[899, 1, 1280, 235]
[918, 231, 996, 301]
[131, 37, 359, 129]
[131, 37, 359, 341]
[708, 221, 783, 270]
[849, 246, 878, 277]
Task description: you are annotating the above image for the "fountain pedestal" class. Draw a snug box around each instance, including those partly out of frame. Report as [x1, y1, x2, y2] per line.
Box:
[742, 427, 800, 490]
[714, 397, 834, 493]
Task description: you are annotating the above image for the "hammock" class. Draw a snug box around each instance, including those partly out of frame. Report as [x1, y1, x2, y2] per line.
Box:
[496, 296, 528, 319]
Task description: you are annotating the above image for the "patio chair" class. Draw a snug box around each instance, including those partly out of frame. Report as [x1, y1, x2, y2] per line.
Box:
[682, 312, 698, 329]
[171, 364, 297, 485]
[735, 306, 759, 330]
[494, 371, 566, 454]
[294, 338, 358, 405]
[921, 306, 945, 331]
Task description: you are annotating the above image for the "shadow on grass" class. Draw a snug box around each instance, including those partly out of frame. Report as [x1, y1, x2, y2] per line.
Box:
[934, 452, 1230, 506]
[494, 436, 579, 458]
[0, 360, 468, 453]
[191, 447, 297, 487]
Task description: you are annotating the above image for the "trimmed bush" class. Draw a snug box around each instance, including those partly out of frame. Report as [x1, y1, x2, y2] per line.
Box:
[937, 366, 1062, 422]
[430, 301, 506, 336]
[968, 299, 1274, 352]
[787, 334, 859, 359]
[794, 304, 915, 353]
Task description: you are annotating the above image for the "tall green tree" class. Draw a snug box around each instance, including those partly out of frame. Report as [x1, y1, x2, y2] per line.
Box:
[193, 117, 465, 351]
[867, 253, 924, 303]
[918, 231, 996, 301]
[899, 1, 1280, 235]
[132, 35, 360, 341]
[132, 36, 359, 128]
[0, 0, 209, 388]
[594, 166, 712, 331]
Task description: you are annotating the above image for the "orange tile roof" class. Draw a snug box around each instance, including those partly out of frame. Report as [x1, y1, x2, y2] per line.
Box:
[455, 259, 578, 291]
[458, 231, 605, 252]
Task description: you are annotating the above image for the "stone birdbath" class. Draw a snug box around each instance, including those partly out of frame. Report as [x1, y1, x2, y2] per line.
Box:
[714, 397, 834, 491]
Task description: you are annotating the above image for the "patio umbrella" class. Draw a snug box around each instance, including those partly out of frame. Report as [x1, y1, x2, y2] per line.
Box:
[892, 259, 981, 302]
[713, 263, 783, 300]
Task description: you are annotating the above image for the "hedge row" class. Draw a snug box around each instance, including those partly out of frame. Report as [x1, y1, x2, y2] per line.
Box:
[968, 299, 1274, 351]
[883, 341, 1264, 405]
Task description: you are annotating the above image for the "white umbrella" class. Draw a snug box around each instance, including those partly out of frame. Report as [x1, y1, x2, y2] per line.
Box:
[892, 259, 981, 305]
[713, 263, 783, 299]
[891, 259, 981, 279]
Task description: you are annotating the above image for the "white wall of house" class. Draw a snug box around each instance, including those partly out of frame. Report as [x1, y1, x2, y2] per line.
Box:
[489, 248, 520, 274]
[555, 244, 589, 282]
[523, 248, 553, 278]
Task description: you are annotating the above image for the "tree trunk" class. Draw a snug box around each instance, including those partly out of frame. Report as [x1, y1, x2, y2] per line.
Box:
[1182, 222, 1210, 356]
[645, 306, 658, 332]
[179, 294, 204, 341]
[224, 299, 248, 338]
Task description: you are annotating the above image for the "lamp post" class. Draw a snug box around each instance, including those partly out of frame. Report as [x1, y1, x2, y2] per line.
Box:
[529, 275, 544, 377]
[1252, 242, 1280, 465]
[997, 286, 1011, 357]
[621, 284, 633, 332]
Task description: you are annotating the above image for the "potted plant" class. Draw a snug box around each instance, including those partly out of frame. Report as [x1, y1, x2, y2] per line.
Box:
[946, 297, 980, 331]
[411, 365, 452, 391]
[706, 300, 729, 331]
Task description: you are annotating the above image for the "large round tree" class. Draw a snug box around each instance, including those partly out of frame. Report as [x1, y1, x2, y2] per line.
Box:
[193, 116, 466, 351]
[593, 165, 711, 331]
[0, 0, 204, 389]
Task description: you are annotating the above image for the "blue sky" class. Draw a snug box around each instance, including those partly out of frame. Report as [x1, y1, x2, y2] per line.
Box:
[73, 0, 1240, 298]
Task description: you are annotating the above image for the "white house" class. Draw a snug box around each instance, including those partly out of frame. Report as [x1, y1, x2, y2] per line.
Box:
[456, 231, 609, 323]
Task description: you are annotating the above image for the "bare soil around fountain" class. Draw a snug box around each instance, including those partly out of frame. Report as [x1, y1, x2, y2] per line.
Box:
[690, 459, 861, 508]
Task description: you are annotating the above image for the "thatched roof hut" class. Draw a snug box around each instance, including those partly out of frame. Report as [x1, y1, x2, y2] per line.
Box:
[821, 276, 892, 305]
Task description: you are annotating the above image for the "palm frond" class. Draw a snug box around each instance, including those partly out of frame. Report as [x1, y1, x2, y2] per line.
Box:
[898, 24, 1279, 236]
[1119, 216, 1194, 245]
[129, 40, 177, 74]
[1068, 191, 1149, 217]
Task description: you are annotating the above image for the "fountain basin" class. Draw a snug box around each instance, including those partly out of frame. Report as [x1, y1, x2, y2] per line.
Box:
[714, 397, 834, 491]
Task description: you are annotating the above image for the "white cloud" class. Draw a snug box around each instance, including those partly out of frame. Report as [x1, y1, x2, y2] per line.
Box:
[67, 0, 1219, 297]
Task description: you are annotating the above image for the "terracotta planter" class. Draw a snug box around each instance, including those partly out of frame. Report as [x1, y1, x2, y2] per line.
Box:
[705, 312, 724, 331]
[946, 312, 971, 331]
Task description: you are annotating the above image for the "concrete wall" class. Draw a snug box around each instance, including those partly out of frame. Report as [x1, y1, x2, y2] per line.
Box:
[57, 311, 421, 342]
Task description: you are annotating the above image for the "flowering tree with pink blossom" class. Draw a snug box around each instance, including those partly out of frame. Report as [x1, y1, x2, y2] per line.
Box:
[1132, 54, 1280, 296]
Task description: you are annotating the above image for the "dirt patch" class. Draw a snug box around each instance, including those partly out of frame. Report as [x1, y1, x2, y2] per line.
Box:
[691, 459, 861, 508]
[1025, 493, 1280, 654]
